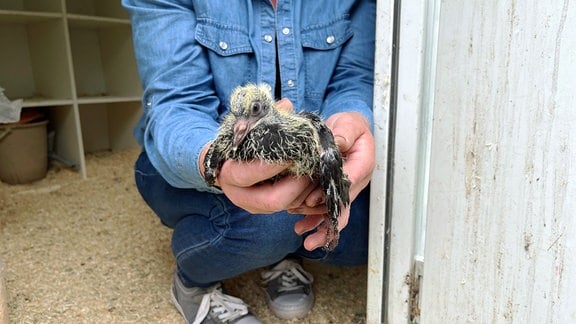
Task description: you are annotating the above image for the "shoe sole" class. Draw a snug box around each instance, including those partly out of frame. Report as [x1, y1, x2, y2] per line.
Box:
[266, 291, 315, 320]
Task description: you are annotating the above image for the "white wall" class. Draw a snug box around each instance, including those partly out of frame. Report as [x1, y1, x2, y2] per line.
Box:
[418, 1, 576, 322]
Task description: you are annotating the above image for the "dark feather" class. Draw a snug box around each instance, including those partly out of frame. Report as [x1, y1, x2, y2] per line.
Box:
[203, 84, 351, 251]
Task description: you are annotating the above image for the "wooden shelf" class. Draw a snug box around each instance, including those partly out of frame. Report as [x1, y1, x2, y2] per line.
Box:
[77, 95, 142, 104]
[0, 0, 142, 179]
[66, 14, 130, 28]
[21, 97, 75, 107]
[0, 10, 62, 22]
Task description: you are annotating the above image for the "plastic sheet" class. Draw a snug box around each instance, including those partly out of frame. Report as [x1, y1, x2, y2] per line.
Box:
[0, 87, 23, 123]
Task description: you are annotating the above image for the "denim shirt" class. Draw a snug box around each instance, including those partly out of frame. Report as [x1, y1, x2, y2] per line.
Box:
[122, 0, 376, 192]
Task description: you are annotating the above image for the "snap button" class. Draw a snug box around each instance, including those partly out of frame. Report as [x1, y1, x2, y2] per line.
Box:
[264, 34, 273, 43]
[326, 35, 335, 44]
[282, 27, 290, 35]
[287, 80, 295, 87]
[146, 101, 151, 107]
[219, 41, 228, 50]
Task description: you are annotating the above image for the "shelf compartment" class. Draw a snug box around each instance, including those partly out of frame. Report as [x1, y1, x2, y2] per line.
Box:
[0, 2, 141, 179]
[65, 0, 128, 20]
[69, 25, 142, 101]
[0, 0, 62, 13]
[44, 105, 85, 173]
[0, 19, 73, 105]
[79, 102, 140, 154]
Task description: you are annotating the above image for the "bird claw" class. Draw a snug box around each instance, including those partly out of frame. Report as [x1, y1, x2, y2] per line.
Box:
[320, 216, 340, 252]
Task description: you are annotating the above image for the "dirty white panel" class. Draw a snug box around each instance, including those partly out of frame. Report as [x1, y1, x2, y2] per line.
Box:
[420, 1, 576, 323]
[385, 0, 436, 322]
[366, 0, 394, 322]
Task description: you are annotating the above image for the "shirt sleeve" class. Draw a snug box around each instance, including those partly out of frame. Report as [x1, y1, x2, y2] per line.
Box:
[123, 0, 221, 192]
[320, 0, 376, 128]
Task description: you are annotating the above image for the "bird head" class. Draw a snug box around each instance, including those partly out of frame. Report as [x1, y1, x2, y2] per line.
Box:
[228, 83, 277, 150]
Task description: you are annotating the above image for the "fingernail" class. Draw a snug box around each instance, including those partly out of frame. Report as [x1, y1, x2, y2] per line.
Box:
[294, 225, 306, 236]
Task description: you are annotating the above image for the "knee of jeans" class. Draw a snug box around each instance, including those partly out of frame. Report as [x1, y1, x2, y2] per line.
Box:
[174, 230, 304, 284]
[173, 213, 303, 262]
[250, 232, 304, 264]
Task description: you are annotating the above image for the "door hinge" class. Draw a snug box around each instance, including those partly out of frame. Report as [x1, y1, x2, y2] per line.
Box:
[408, 257, 424, 323]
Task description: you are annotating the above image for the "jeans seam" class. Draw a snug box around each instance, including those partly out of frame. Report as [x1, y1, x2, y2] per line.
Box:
[174, 195, 231, 263]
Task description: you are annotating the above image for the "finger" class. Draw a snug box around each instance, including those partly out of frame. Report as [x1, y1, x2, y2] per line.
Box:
[326, 113, 373, 155]
[303, 229, 329, 251]
[293, 214, 324, 235]
[336, 206, 351, 231]
[286, 186, 325, 213]
[223, 176, 310, 214]
[296, 205, 351, 250]
[287, 204, 328, 216]
[340, 135, 375, 202]
[326, 113, 368, 152]
[219, 159, 290, 187]
[286, 181, 317, 210]
[304, 187, 325, 208]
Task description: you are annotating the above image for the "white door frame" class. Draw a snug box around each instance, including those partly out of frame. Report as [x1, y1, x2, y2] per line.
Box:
[367, 0, 441, 322]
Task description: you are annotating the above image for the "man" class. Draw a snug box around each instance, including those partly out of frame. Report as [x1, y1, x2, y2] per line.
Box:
[122, 0, 376, 323]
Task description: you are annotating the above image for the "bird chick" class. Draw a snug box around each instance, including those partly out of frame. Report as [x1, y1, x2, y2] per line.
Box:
[203, 83, 351, 251]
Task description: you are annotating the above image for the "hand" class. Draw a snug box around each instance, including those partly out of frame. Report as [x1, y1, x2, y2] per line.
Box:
[216, 161, 317, 214]
[291, 111, 375, 251]
[199, 99, 317, 214]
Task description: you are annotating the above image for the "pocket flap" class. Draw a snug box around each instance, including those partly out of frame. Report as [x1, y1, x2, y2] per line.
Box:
[301, 16, 353, 50]
[195, 20, 253, 56]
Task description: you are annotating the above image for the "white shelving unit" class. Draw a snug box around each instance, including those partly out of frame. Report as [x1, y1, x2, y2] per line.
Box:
[0, 0, 142, 178]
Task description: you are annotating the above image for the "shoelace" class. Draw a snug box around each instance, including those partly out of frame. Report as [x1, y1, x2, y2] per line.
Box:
[193, 288, 249, 324]
[261, 260, 314, 293]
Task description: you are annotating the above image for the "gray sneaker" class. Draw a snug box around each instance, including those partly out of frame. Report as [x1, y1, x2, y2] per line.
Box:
[171, 273, 261, 324]
[261, 259, 315, 320]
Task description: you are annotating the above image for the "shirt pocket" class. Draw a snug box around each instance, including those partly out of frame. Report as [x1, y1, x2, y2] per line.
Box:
[195, 19, 256, 103]
[301, 15, 353, 108]
[195, 19, 253, 56]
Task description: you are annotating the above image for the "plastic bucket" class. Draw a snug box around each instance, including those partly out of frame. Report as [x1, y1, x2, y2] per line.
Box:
[0, 120, 49, 184]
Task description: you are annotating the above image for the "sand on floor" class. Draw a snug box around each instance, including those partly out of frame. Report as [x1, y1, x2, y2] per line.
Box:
[0, 149, 367, 323]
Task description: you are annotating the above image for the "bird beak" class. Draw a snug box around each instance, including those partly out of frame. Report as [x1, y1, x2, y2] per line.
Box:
[232, 119, 250, 150]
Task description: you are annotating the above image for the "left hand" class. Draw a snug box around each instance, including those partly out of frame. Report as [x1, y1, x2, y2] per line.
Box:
[289, 112, 375, 251]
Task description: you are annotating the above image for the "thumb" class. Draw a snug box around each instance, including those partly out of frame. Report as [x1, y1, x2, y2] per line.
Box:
[333, 134, 351, 153]
[328, 119, 356, 153]
[326, 112, 369, 153]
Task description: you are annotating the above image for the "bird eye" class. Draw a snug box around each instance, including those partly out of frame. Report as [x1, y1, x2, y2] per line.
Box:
[250, 102, 267, 116]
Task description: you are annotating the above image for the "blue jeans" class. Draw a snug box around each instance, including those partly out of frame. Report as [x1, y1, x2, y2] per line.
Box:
[134, 151, 369, 287]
